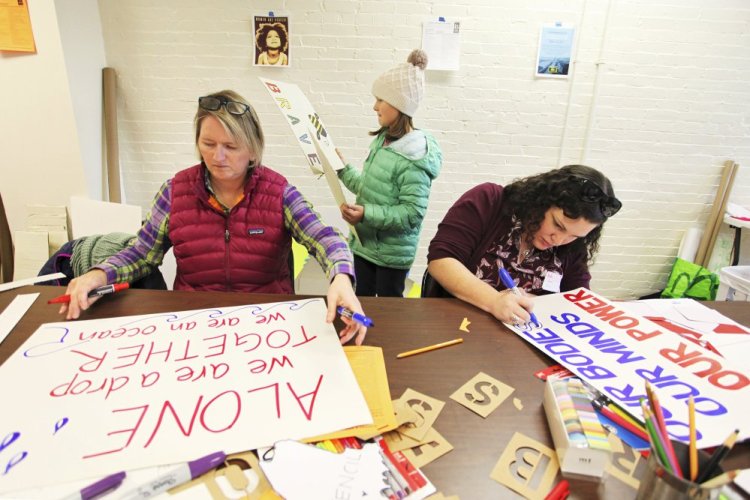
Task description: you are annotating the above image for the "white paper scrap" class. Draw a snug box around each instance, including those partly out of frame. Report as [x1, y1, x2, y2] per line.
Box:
[0, 293, 39, 345]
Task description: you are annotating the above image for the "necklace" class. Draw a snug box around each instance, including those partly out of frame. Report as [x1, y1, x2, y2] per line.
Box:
[517, 236, 532, 263]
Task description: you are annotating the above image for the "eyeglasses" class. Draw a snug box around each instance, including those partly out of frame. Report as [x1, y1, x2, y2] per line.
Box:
[570, 175, 622, 218]
[198, 96, 250, 116]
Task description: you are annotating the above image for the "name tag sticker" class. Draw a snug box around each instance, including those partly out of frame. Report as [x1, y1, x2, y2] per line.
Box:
[542, 271, 562, 293]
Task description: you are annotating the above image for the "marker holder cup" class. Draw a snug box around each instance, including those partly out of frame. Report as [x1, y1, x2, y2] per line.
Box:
[636, 441, 724, 500]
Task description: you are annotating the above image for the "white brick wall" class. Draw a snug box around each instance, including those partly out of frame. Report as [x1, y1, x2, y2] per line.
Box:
[98, 0, 750, 299]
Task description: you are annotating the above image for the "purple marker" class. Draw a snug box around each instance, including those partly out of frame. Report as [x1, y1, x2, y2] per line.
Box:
[62, 471, 126, 500]
[119, 451, 226, 499]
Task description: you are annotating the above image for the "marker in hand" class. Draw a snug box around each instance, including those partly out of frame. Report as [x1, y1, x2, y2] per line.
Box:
[47, 283, 130, 305]
[337, 306, 374, 328]
[498, 267, 541, 328]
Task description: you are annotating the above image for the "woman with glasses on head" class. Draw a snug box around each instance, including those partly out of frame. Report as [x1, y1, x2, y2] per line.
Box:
[424, 165, 621, 326]
[59, 90, 367, 345]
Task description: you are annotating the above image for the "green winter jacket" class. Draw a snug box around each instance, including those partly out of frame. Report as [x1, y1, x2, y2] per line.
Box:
[338, 129, 442, 269]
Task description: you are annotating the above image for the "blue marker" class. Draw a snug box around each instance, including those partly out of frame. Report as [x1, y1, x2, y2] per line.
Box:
[498, 267, 542, 328]
[336, 306, 374, 328]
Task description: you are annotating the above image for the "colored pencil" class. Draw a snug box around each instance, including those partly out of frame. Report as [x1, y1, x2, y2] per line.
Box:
[592, 399, 650, 442]
[396, 338, 463, 359]
[606, 402, 642, 428]
[640, 400, 672, 474]
[329, 439, 344, 453]
[695, 429, 740, 484]
[645, 382, 683, 478]
[688, 395, 698, 482]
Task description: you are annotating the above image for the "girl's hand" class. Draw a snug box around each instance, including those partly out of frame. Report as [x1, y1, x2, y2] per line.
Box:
[340, 203, 364, 224]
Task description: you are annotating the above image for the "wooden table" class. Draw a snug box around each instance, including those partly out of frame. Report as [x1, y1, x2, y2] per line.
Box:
[2, 286, 749, 498]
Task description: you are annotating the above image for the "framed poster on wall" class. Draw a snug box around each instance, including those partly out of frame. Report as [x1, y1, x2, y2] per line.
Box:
[535, 22, 575, 79]
[253, 14, 290, 67]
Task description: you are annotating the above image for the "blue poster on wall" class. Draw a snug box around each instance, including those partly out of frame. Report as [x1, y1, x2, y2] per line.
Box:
[536, 22, 575, 78]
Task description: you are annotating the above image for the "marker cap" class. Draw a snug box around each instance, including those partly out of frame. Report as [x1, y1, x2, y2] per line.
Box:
[188, 451, 226, 479]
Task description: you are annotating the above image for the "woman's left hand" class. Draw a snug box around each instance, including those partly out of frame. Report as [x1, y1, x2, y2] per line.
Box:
[326, 273, 367, 345]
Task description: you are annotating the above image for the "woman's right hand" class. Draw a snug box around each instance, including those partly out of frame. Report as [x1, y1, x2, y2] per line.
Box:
[489, 289, 535, 326]
[428, 258, 537, 327]
[59, 270, 108, 320]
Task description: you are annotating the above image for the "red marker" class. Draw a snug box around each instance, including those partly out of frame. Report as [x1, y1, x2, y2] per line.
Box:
[545, 479, 569, 500]
[47, 283, 130, 304]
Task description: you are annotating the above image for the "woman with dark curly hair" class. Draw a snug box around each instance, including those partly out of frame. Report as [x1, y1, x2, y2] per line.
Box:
[255, 22, 288, 66]
[425, 165, 621, 325]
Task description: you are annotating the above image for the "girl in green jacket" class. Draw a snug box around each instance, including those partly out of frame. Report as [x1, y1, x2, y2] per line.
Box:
[337, 49, 443, 297]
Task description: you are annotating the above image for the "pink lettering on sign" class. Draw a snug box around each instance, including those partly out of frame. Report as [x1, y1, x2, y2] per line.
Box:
[255, 312, 286, 324]
[170, 321, 196, 331]
[50, 373, 130, 400]
[144, 391, 241, 447]
[208, 317, 239, 328]
[247, 356, 293, 375]
[175, 363, 230, 382]
[82, 376, 326, 458]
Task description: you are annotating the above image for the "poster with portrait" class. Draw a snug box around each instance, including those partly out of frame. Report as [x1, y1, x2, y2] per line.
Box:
[253, 15, 290, 67]
[535, 22, 575, 78]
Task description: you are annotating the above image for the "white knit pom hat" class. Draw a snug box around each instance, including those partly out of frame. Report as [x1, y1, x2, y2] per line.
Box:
[371, 49, 428, 117]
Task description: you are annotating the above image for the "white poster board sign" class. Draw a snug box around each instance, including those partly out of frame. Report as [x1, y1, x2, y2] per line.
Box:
[509, 288, 750, 448]
[259, 77, 358, 240]
[0, 298, 371, 493]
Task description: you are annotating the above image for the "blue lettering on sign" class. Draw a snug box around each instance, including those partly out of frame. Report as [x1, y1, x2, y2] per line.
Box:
[519, 326, 615, 380]
[550, 314, 645, 364]
[23, 326, 89, 358]
[53, 417, 69, 435]
[3, 450, 27, 476]
[0, 432, 20, 453]
[1, 431, 27, 476]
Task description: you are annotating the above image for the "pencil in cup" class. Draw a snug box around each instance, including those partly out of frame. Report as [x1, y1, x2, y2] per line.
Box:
[635, 440, 726, 500]
[645, 382, 683, 479]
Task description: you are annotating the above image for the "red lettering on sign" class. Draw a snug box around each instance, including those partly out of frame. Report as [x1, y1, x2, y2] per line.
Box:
[255, 312, 286, 324]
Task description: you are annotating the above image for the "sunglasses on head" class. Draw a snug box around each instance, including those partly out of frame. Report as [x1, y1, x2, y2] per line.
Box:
[569, 174, 622, 218]
[198, 96, 250, 116]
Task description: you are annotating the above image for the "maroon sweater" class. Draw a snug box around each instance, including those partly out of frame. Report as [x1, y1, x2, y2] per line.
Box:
[427, 183, 591, 295]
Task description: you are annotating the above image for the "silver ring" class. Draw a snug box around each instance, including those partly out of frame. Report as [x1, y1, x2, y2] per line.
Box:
[510, 314, 520, 324]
